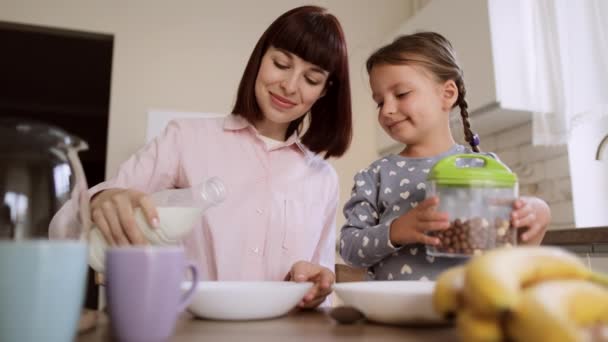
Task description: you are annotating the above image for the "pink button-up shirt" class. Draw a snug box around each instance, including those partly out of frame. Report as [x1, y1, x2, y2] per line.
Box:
[52, 115, 338, 281]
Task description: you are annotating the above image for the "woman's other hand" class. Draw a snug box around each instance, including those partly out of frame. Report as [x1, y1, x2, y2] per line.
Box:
[285, 260, 335, 309]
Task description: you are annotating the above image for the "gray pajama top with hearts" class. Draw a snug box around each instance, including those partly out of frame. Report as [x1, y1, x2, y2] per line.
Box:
[339, 144, 490, 281]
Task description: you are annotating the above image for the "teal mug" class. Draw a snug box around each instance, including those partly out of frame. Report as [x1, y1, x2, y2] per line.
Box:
[0, 240, 88, 342]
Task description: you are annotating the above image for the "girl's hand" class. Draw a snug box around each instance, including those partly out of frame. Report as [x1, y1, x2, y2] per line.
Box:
[90, 188, 159, 246]
[285, 261, 335, 309]
[389, 196, 450, 246]
[511, 196, 551, 245]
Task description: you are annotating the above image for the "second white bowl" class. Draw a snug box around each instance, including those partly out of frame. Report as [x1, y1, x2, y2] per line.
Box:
[333, 281, 446, 325]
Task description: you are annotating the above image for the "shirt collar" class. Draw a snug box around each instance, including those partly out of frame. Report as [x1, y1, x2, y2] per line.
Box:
[293, 138, 322, 165]
[223, 114, 251, 131]
[222, 114, 321, 165]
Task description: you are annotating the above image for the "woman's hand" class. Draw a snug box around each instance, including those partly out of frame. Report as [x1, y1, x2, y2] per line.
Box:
[90, 188, 159, 246]
[389, 196, 450, 247]
[511, 196, 551, 245]
[285, 261, 335, 309]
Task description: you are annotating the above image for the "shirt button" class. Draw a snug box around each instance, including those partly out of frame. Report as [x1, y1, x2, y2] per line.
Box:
[256, 208, 263, 214]
[252, 247, 260, 254]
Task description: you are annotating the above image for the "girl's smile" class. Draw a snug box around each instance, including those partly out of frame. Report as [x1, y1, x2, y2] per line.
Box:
[386, 117, 411, 132]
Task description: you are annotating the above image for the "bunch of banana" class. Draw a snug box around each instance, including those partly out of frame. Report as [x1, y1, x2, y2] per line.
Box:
[507, 280, 608, 342]
[432, 246, 608, 342]
[432, 265, 466, 319]
[456, 309, 503, 342]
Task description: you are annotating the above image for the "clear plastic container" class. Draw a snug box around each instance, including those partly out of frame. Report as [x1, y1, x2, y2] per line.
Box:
[425, 154, 518, 257]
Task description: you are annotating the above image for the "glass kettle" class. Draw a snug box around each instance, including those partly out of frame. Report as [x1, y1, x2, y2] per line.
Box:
[0, 118, 90, 241]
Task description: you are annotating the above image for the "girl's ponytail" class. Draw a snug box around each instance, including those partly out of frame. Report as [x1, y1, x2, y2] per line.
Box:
[456, 79, 480, 152]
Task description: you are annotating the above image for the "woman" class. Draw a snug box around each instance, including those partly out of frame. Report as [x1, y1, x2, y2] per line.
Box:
[51, 5, 352, 308]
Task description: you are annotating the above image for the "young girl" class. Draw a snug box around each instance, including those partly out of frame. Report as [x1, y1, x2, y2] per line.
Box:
[51, 6, 352, 308]
[340, 32, 551, 281]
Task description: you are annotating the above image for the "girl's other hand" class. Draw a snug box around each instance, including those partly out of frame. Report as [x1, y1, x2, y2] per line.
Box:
[511, 196, 551, 245]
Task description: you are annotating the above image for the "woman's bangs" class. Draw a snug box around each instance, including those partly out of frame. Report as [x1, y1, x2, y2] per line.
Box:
[270, 18, 340, 73]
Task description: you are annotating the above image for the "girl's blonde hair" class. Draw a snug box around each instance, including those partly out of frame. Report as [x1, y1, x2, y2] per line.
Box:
[366, 32, 480, 152]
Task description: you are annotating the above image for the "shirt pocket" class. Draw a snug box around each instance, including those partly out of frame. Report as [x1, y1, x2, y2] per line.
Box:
[282, 191, 326, 260]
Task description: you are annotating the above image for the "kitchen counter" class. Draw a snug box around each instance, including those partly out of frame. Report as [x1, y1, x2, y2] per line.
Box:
[77, 309, 457, 342]
[542, 227, 608, 273]
[542, 226, 608, 253]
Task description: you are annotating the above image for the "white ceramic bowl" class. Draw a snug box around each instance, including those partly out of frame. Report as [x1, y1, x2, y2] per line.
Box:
[181, 281, 312, 321]
[333, 281, 446, 325]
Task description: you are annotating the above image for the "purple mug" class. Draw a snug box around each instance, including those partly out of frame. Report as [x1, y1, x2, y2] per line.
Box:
[106, 246, 198, 342]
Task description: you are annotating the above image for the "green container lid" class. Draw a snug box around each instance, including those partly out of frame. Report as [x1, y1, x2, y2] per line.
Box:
[427, 154, 517, 187]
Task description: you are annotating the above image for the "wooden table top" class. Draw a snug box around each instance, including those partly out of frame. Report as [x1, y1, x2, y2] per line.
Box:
[78, 309, 458, 342]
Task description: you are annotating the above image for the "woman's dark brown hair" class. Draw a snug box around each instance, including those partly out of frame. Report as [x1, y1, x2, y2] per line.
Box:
[231, 5, 352, 159]
[366, 32, 480, 152]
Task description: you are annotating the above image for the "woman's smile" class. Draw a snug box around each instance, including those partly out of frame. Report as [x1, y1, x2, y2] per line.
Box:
[269, 91, 297, 109]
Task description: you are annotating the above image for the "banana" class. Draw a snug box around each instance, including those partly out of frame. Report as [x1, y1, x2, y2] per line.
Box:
[456, 309, 504, 342]
[463, 246, 608, 317]
[506, 280, 608, 342]
[433, 265, 466, 319]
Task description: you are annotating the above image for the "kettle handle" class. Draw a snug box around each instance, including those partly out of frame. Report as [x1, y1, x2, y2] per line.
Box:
[66, 147, 91, 242]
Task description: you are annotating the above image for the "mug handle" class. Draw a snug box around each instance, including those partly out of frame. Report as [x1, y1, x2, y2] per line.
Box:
[177, 261, 199, 313]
